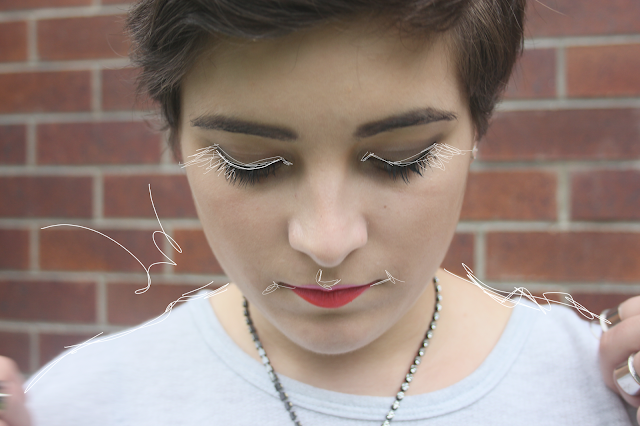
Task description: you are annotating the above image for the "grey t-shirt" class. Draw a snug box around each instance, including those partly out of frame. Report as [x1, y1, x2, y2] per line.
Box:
[24, 289, 634, 425]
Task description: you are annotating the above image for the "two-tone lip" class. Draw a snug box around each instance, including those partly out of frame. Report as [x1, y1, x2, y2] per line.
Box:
[284, 281, 378, 309]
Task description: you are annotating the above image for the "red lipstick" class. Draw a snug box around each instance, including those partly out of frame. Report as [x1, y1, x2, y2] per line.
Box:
[291, 284, 370, 308]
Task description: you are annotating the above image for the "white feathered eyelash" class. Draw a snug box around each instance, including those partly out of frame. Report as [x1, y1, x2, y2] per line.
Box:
[181, 144, 293, 181]
[182, 142, 467, 181]
[360, 142, 465, 172]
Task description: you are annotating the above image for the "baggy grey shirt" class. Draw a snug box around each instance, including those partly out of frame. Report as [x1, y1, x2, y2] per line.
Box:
[25, 289, 634, 425]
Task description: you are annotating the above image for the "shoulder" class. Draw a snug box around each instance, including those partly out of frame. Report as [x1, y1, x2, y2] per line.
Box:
[24, 295, 205, 425]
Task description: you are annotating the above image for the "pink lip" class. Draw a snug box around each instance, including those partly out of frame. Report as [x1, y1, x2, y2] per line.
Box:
[283, 281, 378, 309]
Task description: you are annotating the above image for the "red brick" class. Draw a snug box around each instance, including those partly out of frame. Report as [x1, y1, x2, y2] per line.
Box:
[0, 229, 29, 270]
[0, 22, 27, 62]
[0, 280, 95, 322]
[0, 71, 91, 113]
[40, 228, 167, 272]
[173, 229, 224, 274]
[38, 122, 161, 165]
[571, 170, 640, 221]
[102, 68, 155, 111]
[526, 0, 640, 37]
[460, 171, 556, 220]
[0, 177, 92, 218]
[104, 175, 197, 218]
[504, 49, 556, 99]
[0, 331, 29, 374]
[0, 125, 26, 164]
[107, 282, 210, 325]
[567, 45, 640, 98]
[562, 292, 632, 322]
[0, 0, 89, 10]
[38, 15, 128, 61]
[486, 232, 640, 282]
[481, 109, 640, 161]
[39, 332, 100, 368]
[441, 233, 474, 278]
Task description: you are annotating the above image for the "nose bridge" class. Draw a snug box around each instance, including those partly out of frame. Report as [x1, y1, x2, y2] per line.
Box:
[288, 164, 367, 268]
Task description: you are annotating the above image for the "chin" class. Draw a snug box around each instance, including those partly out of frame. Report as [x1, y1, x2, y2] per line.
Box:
[284, 318, 383, 356]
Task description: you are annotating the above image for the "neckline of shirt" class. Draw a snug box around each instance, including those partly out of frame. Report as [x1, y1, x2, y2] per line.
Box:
[188, 289, 539, 421]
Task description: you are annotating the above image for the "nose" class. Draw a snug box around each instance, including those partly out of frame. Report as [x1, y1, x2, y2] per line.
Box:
[288, 170, 368, 269]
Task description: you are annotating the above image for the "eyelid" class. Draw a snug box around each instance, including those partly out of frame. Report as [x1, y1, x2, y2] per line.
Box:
[181, 144, 293, 173]
[361, 142, 465, 169]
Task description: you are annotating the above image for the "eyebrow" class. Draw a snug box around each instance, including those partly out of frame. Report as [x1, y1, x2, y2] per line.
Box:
[190, 107, 457, 142]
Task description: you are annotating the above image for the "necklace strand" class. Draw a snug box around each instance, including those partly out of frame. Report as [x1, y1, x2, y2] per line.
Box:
[242, 276, 442, 426]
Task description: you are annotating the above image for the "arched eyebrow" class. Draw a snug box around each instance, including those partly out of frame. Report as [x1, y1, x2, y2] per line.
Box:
[190, 107, 457, 142]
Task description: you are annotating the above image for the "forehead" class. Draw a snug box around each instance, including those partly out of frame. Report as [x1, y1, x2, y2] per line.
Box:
[182, 22, 465, 128]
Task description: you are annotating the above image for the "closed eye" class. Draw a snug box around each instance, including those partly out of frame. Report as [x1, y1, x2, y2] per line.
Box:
[361, 142, 466, 183]
[181, 144, 292, 186]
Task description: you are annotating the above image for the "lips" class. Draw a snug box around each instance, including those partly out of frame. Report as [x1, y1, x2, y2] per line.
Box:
[290, 284, 371, 308]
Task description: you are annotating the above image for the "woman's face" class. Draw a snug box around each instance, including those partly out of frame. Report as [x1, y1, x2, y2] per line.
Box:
[180, 22, 475, 355]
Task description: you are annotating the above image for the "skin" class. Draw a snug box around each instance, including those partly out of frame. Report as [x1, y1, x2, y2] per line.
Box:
[600, 296, 640, 423]
[0, 17, 637, 426]
[180, 20, 512, 397]
[0, 17, 638, 426]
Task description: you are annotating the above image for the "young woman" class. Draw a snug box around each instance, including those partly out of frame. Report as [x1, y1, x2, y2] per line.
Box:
[1, 0, 639, 425]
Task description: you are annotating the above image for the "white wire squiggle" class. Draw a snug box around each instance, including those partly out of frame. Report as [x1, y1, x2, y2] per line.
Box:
[315, 269, 341, 289]
[262, 269, 403, 295]
[370, 270, 404, 286]
[447, 263, 610, 324]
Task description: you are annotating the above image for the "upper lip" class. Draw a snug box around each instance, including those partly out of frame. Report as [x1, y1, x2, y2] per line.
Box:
[283, 281, 379, 290]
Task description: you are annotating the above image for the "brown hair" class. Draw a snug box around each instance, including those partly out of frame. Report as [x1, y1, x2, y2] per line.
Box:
[126, 0, 525, 157]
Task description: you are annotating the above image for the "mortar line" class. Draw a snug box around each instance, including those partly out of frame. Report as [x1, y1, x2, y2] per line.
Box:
[162, 223, 175, 274]
[556, 45, 566, 99]
[29, 226, 39, 271]
[474, 229, 486, 280]
[524, 34, 640, 49]
[96, 274, 107, 325]
[29, 329, 39, 375]
[497, 98, 640, 111]
[25, 119, 36, 166]
[0, 58, 130, 73]
[557, 165, 570, 229]
[93, 172, 104, 220]
[0, 6, 129, 22]
[26, 18, 38, 63]
[91, 67, 102, 113]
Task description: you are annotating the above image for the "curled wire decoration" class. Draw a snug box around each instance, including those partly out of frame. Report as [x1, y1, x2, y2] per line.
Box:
[181, 144, 293, 180]
[361, 142, 466, 172]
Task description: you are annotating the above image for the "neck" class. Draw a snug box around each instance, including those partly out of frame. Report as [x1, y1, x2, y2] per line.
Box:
[243, 274, 439, 396]
[210, 268, 513, 397]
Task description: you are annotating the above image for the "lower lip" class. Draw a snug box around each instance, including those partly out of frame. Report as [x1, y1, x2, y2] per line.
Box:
[291, 285, 370, 308]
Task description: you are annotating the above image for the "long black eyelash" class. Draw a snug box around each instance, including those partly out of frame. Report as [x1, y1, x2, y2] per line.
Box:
[222, 162, 280, 187]
[377, 159, 430, 183]
[374, 151, 435, 184]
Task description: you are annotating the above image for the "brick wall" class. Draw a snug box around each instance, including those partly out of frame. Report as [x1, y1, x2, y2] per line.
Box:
[0, 1, 639, 377]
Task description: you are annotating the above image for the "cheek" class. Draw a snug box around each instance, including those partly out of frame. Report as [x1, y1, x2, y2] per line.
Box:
[187, 171, 286, 281]
[370, 165, 468, 268]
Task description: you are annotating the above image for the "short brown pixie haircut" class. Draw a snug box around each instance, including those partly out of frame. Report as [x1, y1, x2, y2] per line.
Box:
[126, 0, 526, 156]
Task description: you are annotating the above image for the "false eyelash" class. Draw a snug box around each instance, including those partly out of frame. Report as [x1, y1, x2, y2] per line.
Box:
[361, 142, 464, 183]
[181, 144, 292, 186]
